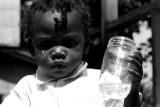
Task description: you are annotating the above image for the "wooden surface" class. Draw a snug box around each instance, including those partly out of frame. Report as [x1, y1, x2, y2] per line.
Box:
[105, 0, 160, 31]
[151, 8, 160, 107]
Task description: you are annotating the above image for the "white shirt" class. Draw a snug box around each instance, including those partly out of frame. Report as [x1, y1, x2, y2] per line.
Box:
[1, 62, 106, 107]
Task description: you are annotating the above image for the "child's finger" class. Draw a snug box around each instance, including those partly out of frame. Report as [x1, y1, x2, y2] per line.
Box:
[128, 68, 142, 94]
[128, 69, 142, 79]
[129, 50, 143, 66]
[127, 58, 143, 78]
[127, 50, 143, 76]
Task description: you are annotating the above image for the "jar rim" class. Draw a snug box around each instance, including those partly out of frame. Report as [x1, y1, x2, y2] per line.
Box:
[107, 36, 136, 48]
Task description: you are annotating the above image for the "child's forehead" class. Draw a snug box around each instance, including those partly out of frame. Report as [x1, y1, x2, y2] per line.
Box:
[31, 10, 85, 39]
[31, 10, 85, 33]
[32, 10, 62, 23]
[32, 10, 83, 26]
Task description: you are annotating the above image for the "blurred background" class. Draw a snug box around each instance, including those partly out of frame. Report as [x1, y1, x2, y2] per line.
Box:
[0, 0, 160, 107]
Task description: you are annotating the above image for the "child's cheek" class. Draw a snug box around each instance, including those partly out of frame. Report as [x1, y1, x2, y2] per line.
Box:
[68, 50, 83, 64]
[35, 50, 50, 66]
[36, 55, 47, 66]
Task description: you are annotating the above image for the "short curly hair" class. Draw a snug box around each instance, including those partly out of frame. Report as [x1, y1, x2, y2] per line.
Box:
[21, 0, 92, 43]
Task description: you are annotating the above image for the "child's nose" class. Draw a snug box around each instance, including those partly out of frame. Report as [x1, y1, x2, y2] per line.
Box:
[51, 53, 66, 60]
[51, 47, 66, 60]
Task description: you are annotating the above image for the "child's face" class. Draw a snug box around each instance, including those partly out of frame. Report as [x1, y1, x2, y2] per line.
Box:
[31, 10, 85, 79]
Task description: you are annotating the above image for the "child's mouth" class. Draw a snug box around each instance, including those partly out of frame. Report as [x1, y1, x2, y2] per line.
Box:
[51, 64, 67, 69]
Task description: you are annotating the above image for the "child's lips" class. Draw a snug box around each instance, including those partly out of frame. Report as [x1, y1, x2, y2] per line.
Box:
[50, 63, 67, 69]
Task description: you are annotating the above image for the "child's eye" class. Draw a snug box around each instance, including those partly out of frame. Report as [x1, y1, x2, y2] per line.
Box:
[35, 40, 55, 50]
[62, 38, 79, 48]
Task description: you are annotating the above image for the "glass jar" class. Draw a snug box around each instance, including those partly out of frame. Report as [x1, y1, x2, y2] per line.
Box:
[99, 36, 136, 100]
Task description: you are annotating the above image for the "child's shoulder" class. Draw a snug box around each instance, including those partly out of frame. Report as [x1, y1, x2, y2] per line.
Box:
[18, 74, 36, 83]
[86, 68, 101, 78]
[87, 68, 101, 72]
[13, 74, 36, 89]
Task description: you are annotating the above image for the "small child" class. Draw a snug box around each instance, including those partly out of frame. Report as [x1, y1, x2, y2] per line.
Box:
[1, 0, 143, 107]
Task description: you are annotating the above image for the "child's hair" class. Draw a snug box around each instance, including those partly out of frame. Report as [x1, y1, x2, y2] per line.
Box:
[21, 0, 92, 44]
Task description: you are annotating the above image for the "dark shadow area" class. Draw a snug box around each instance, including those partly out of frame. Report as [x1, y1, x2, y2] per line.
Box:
[0, 52, 37, 84]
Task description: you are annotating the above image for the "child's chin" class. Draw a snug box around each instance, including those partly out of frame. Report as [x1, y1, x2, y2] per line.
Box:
[50, 69, 68, 78]
[51, 64, 67, 69]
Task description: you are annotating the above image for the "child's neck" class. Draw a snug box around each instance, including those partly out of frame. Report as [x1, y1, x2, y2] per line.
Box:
[36, 61, 84, 82]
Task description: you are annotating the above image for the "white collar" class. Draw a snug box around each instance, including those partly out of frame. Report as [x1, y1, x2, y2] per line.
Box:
[35, 62, 88, 86]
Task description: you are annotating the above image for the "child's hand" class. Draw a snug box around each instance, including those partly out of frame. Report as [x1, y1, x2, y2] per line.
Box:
[127, 50, 143, 94]
[123, 50, 143, 107]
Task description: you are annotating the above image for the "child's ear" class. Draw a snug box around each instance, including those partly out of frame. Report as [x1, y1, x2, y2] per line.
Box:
[84, 39, 91, 56]
[23, 36, 35, 56]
